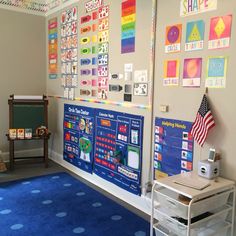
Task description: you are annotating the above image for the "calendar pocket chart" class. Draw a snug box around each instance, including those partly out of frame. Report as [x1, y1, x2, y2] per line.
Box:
[93, 108, 144, 195]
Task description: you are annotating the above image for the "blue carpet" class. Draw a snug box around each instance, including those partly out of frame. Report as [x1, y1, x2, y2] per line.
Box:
[0, 172, 149, 236]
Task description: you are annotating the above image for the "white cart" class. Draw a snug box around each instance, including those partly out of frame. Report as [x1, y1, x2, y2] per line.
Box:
[150, 172, 235, 236]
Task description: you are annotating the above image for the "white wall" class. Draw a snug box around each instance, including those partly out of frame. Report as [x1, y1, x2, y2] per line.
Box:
[153, 0, 236, 181]
[0, 8, 46, 157]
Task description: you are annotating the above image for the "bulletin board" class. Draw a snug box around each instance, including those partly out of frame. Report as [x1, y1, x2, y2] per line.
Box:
[93, 108, 144, 195]
[63, 104, 95, 173]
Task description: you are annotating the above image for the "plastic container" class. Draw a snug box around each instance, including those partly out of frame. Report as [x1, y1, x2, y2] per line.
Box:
[155, 187, 230, 219]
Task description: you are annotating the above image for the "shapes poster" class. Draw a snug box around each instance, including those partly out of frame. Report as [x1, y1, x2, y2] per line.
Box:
[163, 60, 180, 86]
[154, 117, 194, 179]
[93, 109, 144, 195]
[208, 15, 232, 50]
[64, 104, 95, 173]
[183, 58, 202, 87]
[206, 56, 228, 88]
[61, 7, 78, 99]
[180, 0, 217, 17]
[48, 17, 58, 79]
[165, 24, 182, 53]
[121, 0, 136, 54]
[185, 20, 205, 51]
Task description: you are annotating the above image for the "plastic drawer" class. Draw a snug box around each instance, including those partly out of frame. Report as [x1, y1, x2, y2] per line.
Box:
[153, 223, 177, 236]
[155, 206, 231, 236]
[155, 188, 230, 219]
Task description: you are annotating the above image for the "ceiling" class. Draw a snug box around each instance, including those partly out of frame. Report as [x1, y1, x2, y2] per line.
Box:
[0, 0, 63, 14]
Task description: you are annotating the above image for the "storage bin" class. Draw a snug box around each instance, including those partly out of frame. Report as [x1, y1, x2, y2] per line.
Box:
[155, 187, 230, 219]
[153, 223, 177, 236]
[154, 206, 231, 236]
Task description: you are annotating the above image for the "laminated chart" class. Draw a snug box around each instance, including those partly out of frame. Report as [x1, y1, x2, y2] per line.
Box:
[48, 17, 58, 79]
[93, 109, 144, 195]
[61, 7, 78, 100]
[97, 5, 110, 99]
[64, 104, 95, 173]
[154, 118, 194, 179]
[79, 2, 110, 100]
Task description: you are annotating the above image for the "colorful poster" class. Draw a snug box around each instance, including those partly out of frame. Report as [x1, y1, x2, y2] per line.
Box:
[165, 24, 182, 53]
[183, 58, 202, 87]
[64, 104, 95, 173]
[93, 109, 144, 195]
[163, 60, 180, 86]
[154, 118, 194, 179]
[61, 7, 78, 99]
[180, 0, 217, 17]
[48, 17, 58, 79]
[208, 15, 232, 50]
[206, 56, 228, 88]
[121, 0, 136, 54]
[185, 20, 205, 51]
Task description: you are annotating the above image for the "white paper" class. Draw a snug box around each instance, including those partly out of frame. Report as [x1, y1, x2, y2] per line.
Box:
[134, 70, 148, 82]
[13, 95, 43, 100]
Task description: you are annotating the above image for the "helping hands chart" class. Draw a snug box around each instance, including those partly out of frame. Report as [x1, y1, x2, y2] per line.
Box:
[154, 117, 194, 179]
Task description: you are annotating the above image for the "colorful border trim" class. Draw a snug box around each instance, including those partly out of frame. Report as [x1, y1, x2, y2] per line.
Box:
[47, 95, 151, 109]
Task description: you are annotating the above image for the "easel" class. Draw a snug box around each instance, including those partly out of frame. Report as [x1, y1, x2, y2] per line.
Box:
[6, 95, 50, 170]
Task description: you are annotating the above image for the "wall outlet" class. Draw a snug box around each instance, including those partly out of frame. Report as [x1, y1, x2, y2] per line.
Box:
[160, 105, 169, 112]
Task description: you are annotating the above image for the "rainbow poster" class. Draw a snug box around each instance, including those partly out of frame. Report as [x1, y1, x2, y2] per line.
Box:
[121, 0, 136, 54]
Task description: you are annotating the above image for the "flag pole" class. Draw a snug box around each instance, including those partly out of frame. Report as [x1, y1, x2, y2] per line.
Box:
[205, 87, 208, 95]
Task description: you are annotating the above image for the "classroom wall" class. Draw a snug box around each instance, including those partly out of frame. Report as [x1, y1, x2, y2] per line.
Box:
[153, 0, 236, 181]
[46, 0, 236, 216]
[0, 9, 46, 157]
[47, 0, 154, 214]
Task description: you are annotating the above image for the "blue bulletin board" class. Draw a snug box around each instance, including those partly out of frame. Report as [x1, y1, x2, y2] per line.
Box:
[154, 117, 194, 179]
[93, 109, 144, 195]
[64, 104, 95, 173]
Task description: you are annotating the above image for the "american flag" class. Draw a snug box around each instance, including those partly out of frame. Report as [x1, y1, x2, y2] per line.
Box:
[190, 94, 215, 146]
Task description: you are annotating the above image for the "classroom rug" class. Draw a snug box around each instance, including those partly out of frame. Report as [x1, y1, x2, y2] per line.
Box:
[0, 172, 149, 236]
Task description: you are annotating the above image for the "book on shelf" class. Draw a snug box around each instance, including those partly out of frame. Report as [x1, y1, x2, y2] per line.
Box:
[9, 129, 17, 139]
[25, 128, 32, 139]
[17, 129, 25, 139]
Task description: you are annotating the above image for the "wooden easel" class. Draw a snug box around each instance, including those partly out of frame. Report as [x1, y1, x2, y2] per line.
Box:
[6, 95, 50, 170]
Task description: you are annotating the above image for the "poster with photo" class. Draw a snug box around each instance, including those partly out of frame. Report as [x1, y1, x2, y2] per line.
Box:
[165, 24, 182, 53]
[185, 20, 205, 51]
[154, 117, 194, 179]
[93, 109, 144, 195]
[64, 104, 95, 173]
[163, 60, 179, 86]
[206, 56, 228, 88]
[208, 14, 232, 50]
[183, 58, 202, 87]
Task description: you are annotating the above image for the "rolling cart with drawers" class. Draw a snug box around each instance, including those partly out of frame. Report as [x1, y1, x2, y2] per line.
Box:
[150, 172, 235, 236]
